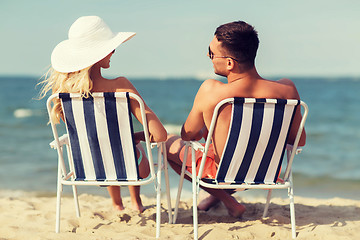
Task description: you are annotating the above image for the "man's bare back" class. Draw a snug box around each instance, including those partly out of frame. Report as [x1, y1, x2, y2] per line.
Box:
[189, 76, 305, 163]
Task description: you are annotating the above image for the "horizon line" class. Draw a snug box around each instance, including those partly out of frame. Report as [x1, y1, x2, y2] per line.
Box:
[0, 74, 360, 81]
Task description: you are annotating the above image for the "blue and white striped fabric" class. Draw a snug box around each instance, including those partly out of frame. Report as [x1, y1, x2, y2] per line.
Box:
[216, 98, 299, 184]
[59, 92, 139, 181]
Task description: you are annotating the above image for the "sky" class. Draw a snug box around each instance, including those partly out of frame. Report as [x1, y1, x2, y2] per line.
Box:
[1, 0, 359, 79]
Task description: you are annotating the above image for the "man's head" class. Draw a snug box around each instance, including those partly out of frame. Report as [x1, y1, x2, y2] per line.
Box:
[214, 21, 259, 71]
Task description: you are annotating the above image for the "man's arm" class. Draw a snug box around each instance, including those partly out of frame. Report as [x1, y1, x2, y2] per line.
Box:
[181, 105, 206, 141]
[181, 81, 212, 141]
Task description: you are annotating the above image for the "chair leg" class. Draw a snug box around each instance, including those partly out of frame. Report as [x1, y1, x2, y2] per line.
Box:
[72, 185, 80, 217]
[191, 147, 198, 240]
[161, 143, 173, 224]
[68, 146, 80, 218]
[155, 149, 162, 239]
[262, 189, 272, 218]
[289, 175, 296, 239]
[173, 145, 189, 224]
[55, 164, 62, 233]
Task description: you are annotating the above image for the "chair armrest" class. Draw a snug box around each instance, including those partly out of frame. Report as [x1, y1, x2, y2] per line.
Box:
[50, 134, 69, 149]
[188, 141, 204, 152]
[151, 142, 165, 149]
[286, 144, 302, 154]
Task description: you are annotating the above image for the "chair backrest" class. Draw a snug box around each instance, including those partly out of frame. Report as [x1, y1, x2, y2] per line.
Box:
[56, 92, 141, 182]
[202, 98, 301, 185]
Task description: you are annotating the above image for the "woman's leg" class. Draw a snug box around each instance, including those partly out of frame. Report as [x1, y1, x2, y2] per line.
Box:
[128, 185, 145, 213]
[128, 144, 149, 213]
[107, 186, 124, 211]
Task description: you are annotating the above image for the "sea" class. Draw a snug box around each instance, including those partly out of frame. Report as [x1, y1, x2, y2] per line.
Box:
[0, 75, 360, 201]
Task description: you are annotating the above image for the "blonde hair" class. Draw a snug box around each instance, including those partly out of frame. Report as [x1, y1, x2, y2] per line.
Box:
[38, 66, 93, 124]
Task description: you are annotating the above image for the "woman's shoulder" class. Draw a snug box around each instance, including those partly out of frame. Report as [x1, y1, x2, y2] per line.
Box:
[111, 76, 141, 94]
[111, 76, 130, 83]
[108, 76, 133, 88]
[92, 76, 137, 94]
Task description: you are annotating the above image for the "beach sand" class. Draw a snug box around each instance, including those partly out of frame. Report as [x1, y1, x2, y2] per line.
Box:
[0, 191, 359, 240]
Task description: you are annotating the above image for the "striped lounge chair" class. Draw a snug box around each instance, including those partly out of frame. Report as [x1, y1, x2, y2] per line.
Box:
[173, 98, 308, 240]
[47, 92, 172, 238]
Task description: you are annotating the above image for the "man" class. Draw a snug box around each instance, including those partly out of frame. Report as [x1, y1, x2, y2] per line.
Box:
[166, 21, 306, 217]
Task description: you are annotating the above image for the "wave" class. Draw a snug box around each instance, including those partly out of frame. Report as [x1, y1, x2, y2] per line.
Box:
[164, 124, 182, 135]
[13, 108, 42, 118]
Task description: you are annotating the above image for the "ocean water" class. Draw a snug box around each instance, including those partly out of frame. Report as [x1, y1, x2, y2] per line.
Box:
[0, 76, 359, 200]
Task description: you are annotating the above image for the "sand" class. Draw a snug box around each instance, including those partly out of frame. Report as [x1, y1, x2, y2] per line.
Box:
[0, 191, 359, 240]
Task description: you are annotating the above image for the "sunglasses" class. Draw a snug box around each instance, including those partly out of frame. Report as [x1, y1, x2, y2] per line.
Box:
[208, 46, 239, 62]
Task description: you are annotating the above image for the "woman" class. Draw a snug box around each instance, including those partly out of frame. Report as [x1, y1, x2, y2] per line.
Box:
[39, 16, 167, 212]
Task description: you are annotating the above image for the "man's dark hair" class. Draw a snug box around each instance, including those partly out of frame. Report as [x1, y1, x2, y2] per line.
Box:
[215, 21, 259, 69]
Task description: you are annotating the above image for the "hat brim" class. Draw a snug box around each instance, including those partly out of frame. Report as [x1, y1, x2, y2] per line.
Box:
[51, 32, 135, 73]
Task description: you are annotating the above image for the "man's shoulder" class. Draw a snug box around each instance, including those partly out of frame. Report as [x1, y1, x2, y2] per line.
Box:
[276, 78, 296, 87]
[269, 78, 300, 99]
[193, 79, 224, 107]
[197, 79, 226, 97]
[200, 78, 223, 89]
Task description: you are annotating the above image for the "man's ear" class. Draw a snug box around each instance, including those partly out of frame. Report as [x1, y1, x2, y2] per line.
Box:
[226, 58, 235, 71]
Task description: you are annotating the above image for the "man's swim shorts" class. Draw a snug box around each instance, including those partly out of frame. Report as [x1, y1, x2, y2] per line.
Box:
[179, 143, 218, 179]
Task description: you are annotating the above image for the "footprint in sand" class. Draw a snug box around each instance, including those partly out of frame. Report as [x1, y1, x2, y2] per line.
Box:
[93, 212, 105, 220]
[119, 214, 131, 223]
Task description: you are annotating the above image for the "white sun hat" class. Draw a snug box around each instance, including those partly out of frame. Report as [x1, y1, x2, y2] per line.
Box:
[51, 16, 136, 73]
